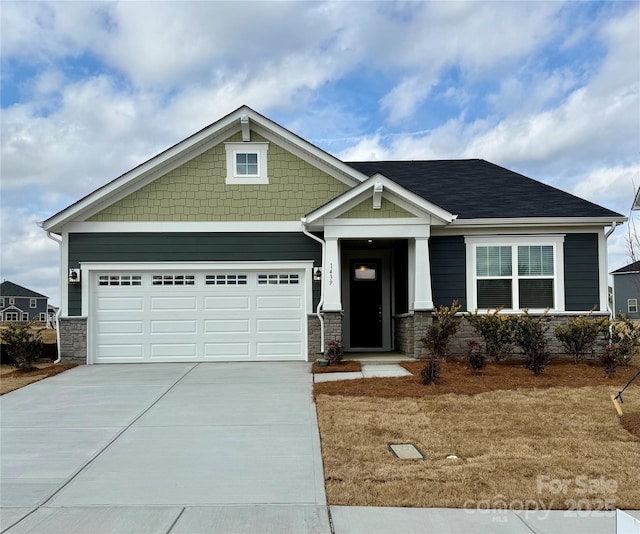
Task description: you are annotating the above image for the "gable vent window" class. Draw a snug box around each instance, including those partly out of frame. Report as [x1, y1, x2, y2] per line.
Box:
[152, 275, 195, 286]
[206, 274, 248, 285]
[225, 142, 269, 185]
[99, 275, 142, 286]
[258, 274, 299, 285]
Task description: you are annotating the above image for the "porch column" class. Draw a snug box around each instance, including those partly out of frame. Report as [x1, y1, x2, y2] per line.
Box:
[413, 237, 433, 310]
[323, 237, 342, 311]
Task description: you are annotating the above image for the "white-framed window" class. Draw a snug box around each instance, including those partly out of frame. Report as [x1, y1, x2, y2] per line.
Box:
[21, 312, 29, 321]
[629, 299, 638, 314]
[465, 235, 565, 312]
[39, 313, 46, 321]
[205, 274, 248, 285]
[258, 273, 299, 285]
[9, 298, 15, 305]
[30, 298, 37, 308]
[225, 142, 269, 184]
[5, 311, 18, 321]
[99, 275, 142, 286]
[0, 298, 4, 307]
[152, 274, 195, 286]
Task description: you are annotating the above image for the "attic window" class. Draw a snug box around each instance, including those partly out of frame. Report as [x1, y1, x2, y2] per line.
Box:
[225, 142, 269, 184]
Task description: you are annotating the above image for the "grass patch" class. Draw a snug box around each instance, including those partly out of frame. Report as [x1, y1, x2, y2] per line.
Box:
[0, 363, 78, 395]
[315, 360, 640, 509]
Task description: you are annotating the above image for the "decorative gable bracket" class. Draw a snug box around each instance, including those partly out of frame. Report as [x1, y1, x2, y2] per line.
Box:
[240, 114, 251, 141]
[373, 183, 383, 209]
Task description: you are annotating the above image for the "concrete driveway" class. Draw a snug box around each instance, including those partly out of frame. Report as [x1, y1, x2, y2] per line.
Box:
[1, 362, 330, 533]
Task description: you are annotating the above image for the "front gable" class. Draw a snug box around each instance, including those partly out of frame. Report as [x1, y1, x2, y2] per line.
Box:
[88, 132, 351, 222]
[338, 196, 417, 219]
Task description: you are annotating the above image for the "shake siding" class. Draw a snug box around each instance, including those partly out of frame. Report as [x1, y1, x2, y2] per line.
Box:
[564, 233, 599, 311]
[67, 232, 322, 316]
[430, 236, 467, 310]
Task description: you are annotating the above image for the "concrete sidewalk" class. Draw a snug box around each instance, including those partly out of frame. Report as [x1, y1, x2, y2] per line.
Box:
[1, 362, 639, 533]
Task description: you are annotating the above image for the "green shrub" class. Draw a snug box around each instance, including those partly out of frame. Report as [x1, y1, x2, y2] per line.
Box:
[1, 321, 43, 371]
[466, 307, 514, 361]
[607, 315, 640, 366]
[420, 301, 462, 359]
[326, 339, 344, 364]
[554, 312, 608, 363]
[421, 358, 441, 385]
[601, 344, 618, 378]
[511, 310, 552, 375]
[466, 341, 486, 374]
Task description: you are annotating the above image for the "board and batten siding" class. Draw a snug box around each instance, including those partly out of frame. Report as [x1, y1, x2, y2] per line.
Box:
[67, 232, 322, 316]
[563, 233, 599, 311]
[429, 233, 600, 313]
[430, 236, 467, 310]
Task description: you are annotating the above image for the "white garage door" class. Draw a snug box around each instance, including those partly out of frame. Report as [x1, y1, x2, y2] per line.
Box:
[91, 270, 307, 363]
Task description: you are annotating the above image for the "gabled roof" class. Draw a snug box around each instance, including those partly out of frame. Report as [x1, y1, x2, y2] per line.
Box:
[0, 281, 48, 299]
[40, 106, 367, 233]
[346, 160, 625, 220]
[612, 261, 640, 275]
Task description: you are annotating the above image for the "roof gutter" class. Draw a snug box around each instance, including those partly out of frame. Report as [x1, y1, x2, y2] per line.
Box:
[46, 232, 62, 364]
[301, 220, 325, 356]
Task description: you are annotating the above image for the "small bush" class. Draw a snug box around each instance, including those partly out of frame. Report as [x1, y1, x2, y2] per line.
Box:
[607, 315, 640, 366]
[512, 310, 552, 375]
[421, 301, 462, 359]
[1, 322, 44, 371]
[466, 341, 486, 374]
[554, 312, 608, 363]
[421, 358, 441, 385]
[601, 344, 618, 378]
[466, 307, 514, 361]
[326, 339, 344, 364]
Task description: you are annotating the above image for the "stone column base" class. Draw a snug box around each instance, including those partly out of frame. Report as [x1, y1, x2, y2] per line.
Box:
[58, 317, 87, 364]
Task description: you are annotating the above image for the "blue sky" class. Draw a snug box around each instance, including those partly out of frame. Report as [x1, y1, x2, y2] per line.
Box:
[1, 1, 639, 305]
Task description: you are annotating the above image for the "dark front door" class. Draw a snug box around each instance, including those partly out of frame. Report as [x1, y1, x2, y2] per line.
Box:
[349, 258, 383, 348]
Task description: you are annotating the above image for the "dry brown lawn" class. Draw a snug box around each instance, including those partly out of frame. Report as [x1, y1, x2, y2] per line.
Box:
[315, 360, 640, 510]
[0, 363, 78, 395]
[0, 326, 57, 344]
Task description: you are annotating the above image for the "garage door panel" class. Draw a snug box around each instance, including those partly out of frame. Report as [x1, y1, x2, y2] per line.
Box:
[204, 319, 250, 333]
[255, 295, 302, 310]
[204, 343, 251, 358]
[97, 297, 144, 311]
[151, 296, 197, 311]
[204, 296, 250, 310]
[92, 269, 306, 363]
[257, 319, 301, 333]
[151, 320, 197, 334]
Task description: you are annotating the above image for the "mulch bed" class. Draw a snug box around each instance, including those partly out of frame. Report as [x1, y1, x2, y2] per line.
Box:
[312, 360, 362, 374]
[313, 359, 640, 398]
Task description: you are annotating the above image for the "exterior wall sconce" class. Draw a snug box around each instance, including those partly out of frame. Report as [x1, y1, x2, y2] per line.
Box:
[313, 267, 322, 282]
[68, 268, 81, 284]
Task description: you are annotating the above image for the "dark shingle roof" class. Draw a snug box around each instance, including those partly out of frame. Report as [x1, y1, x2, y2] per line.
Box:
[612, 261, 640, 274]
[0, 281, 48, 299]
[346, 159, 623, 219]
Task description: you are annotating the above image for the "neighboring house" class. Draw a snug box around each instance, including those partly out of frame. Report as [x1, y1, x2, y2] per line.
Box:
[611, 261, 640, 320]
[47, 304, 59, 328]
[0, 281, 48, 323]
[40, 106, 627, 364]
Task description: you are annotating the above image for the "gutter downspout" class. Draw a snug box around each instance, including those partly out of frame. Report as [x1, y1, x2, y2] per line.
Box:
[46, 231, 62, 364]
[605, 222, 619, 322]
[301, 220, 325, 355]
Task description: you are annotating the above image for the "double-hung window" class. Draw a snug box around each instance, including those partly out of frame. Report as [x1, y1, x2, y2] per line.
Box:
[225, 142, 269, 184]
[466, 236, 564, 311]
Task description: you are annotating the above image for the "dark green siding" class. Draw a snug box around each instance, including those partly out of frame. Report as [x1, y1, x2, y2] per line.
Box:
[564, 233, 599, 311]
[68, 232, 322, 315]
[430, 236, 466, 310]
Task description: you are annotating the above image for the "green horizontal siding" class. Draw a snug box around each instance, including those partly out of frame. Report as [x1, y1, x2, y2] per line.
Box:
[68, 232, 322, 316]
[564, 233, 599, 311]
[430, 236, 467, 310]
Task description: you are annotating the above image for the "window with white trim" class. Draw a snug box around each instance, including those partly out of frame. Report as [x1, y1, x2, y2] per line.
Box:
[466, 236, 564, 311]
[9, 298, 15, 305]
[0, 298, 4, 307]
[152, 274, 195, 286]
[30, 298, 37, 308]
[258, 273, 299, 285]
[225, 142, 269, 184]
[21, 312, 28, 321]
[205, 274, 248, 285]
[5, 311, 18, 321]
[629, 299, 638, 314]
[99, 275, 142, 286]
[39, 313, 47, 321]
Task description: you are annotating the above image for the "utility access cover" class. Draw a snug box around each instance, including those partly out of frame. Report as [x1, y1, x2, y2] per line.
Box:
[389, 443, 424, 459]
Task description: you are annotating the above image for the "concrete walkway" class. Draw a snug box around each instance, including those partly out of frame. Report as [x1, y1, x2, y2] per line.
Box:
[1, 362, 639, 533]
